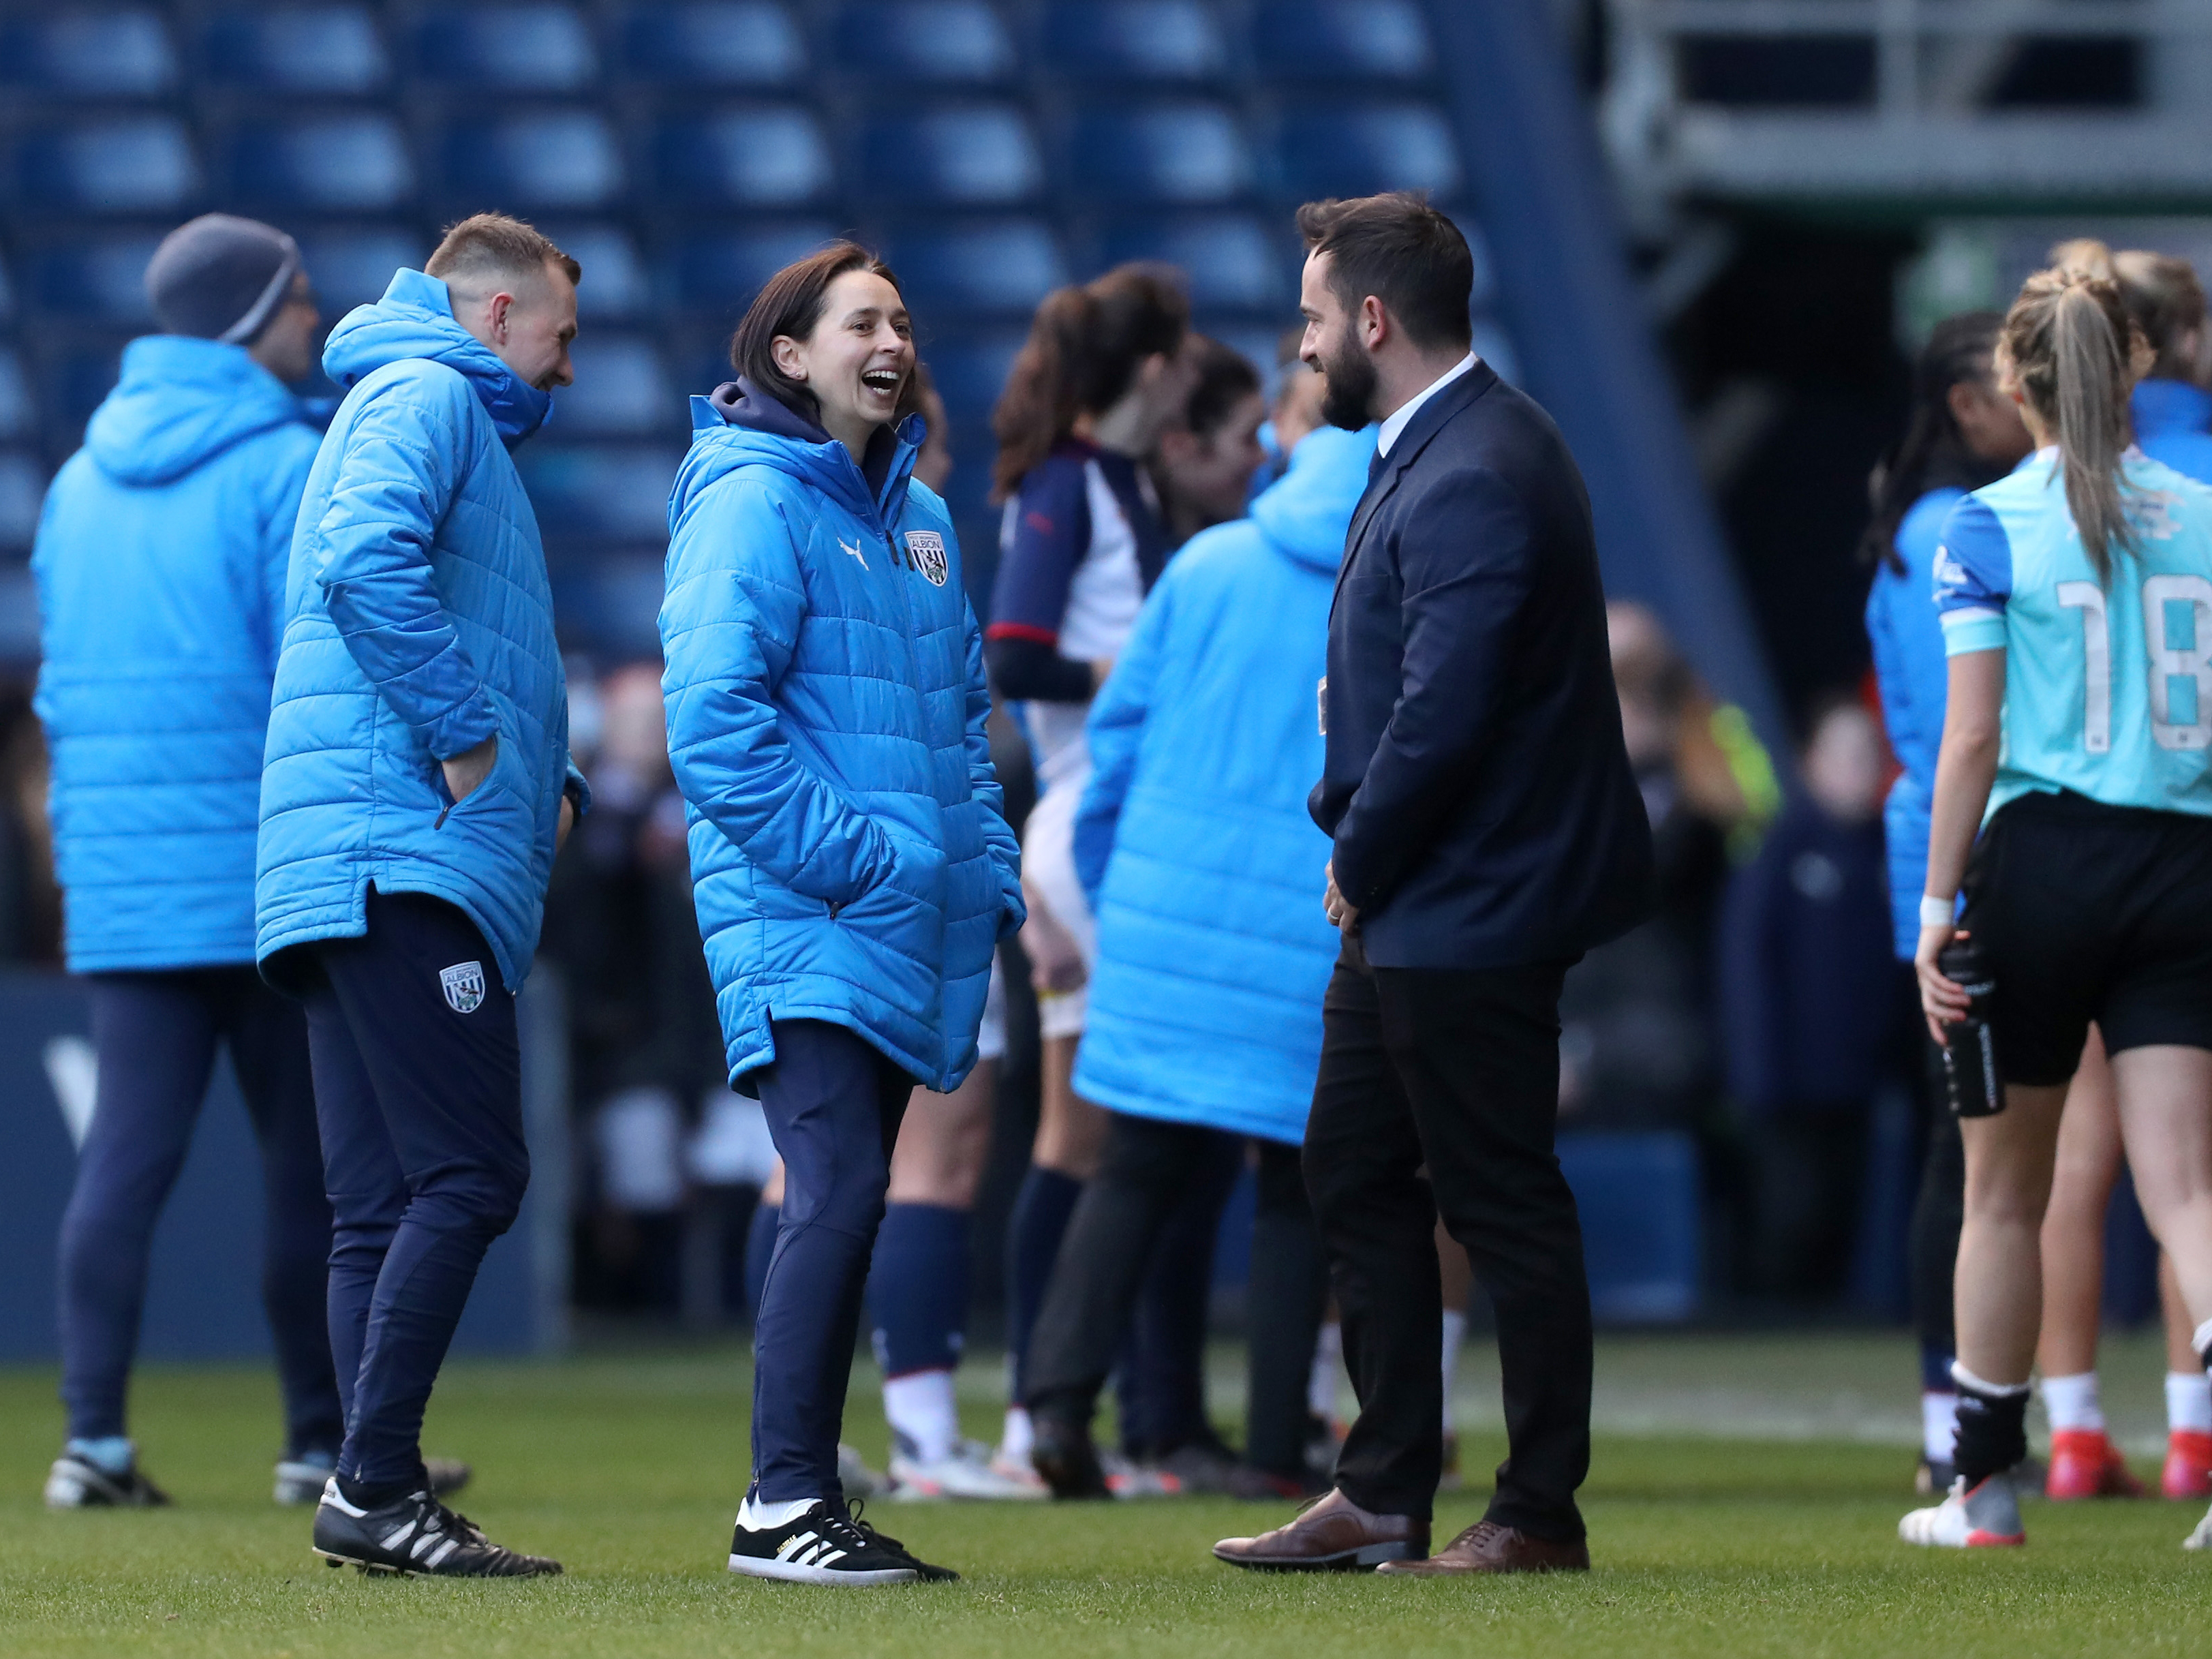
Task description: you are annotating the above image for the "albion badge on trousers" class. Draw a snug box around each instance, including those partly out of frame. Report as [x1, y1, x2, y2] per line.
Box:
[440, 960, 487, 1014]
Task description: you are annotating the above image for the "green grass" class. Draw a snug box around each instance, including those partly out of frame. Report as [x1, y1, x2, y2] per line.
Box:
[3, 1341, 2210, 1658]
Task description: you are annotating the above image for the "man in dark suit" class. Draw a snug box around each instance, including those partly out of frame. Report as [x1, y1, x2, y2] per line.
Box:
[1214, 192, 1653, 1577]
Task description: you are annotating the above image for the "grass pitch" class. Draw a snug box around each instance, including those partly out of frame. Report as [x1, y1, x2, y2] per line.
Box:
[2, 1338, 2209, 1659]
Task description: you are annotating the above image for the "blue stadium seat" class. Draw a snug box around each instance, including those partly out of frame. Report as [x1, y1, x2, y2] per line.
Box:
[549, 551, 669, 658]
[1033, 1, 1227, 85]
[619, 3, 804, 87]
[825, 1, 1014, 84]
[651, 108, 833, 209]
[0, 350, 32, 444]
[0, 10, 177, 98]
[23, 238, 162, 325]
[1091, 215, 1287, 311]
[411, 4, 598, 93]
[1558, 1131, 1702, 1323]
[920, 330, 1024, 427]
[555, 337, 675, 436]
[198, 7, 390, 95]
[1057, 104, 1250, 206]
[1252, 1, 1434, 82]
[848, 106, 1041, 207]
[539, 224, 649, 322]
[435, 111, 623, 211]
[217, 115, 414, 213]
[515, 443, 683, 541]
[665, 223, 840, 320]
[10, 120, 201, 217]
[0, 453, 48, 552]
[46, 343, 128, 435]
[294, 228, 427, 317]
[880, 221, 1067, 318]
[1263, 104, 1463, 201]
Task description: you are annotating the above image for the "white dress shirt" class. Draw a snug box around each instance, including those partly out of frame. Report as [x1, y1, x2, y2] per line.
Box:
[1375, 352, 1479, 459]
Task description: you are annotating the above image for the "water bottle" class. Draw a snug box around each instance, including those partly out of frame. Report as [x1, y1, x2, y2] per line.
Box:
[1938, 939, 2003, 1118]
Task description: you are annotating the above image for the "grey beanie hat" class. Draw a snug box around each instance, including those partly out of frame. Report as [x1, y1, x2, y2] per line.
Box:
[144, 213, 303, 344]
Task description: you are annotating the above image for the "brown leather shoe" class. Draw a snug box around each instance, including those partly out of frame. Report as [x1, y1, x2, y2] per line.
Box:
[1212, 1489, 1429, 1572]
[1376, 1519, 1590, 1575]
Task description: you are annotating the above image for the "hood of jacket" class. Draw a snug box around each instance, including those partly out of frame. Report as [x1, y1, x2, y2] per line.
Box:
[671, 376, 925, 528]
[84, 335, 305, 487]
[320, 268, 551, 446]
[1249, 422, 1379, 574]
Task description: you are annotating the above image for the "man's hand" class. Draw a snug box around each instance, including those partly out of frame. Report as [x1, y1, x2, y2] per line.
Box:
[1323, 859, 1360, 934]
[442, 733, 497, 805]
[557, 793, 575, 853]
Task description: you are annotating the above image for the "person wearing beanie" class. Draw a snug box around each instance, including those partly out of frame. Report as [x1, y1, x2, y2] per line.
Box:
[255, 213, 587, 1579]
[33, 213, 363, 1511]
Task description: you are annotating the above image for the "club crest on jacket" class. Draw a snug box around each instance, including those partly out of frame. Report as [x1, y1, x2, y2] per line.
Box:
[905, 530, 949, 587]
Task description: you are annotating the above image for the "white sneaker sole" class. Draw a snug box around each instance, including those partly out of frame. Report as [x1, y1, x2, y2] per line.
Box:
[727, 1552, 918, 1586]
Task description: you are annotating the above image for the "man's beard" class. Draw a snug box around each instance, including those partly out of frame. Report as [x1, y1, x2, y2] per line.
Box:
[1319, 336, 1377, 431]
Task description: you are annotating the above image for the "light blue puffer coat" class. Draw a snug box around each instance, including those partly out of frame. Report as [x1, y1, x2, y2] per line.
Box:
[256, 269, 585, 992]
[1071, 423, 1376, 1145]
[33, 336, 321, 973]
[660, 380, 1022, 1094]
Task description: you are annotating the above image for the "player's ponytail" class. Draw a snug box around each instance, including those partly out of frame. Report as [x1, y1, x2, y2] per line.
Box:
[2000, 267, 2140, 581]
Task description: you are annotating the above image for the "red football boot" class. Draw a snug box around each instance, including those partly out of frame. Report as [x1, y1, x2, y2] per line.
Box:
[2162, 1429, 2212, 1500]
[2045, 1429, 2147, 1500]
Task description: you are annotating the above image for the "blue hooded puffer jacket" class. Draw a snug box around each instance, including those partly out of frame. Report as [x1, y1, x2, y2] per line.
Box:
[256, 269, 585, 992]
[34, 336, 322, 973]
[2134, 378, 2212, 484]
[1071, 423, 1376, 1146]
[660, 380, 1022, 1094]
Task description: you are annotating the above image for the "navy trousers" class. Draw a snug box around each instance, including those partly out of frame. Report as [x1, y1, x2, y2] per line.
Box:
[59, 969, 341, 1452]
[304, 889, 527, 1493]
[750, 1020, 912, 1503]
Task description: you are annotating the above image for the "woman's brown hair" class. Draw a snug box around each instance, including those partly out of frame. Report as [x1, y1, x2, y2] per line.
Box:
[989, 263, 1188, 501]
[728, 240, 921, 427]
[2000, 267, 2140, 581]
[2113, 249, 2207, 383]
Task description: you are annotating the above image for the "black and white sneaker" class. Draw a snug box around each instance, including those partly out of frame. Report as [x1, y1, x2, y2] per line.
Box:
[312, 1480, 560, 1577]
[45, 1452, 170, 1509]
[726, 1496, 957, 1585]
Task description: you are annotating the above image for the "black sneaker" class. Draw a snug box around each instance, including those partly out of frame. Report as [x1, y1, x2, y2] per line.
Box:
[45, 1453, 170, 1509]
[726, 1497, 957, 1585]
[312, 1481, 559, 1577]
[1030, 1412, 1111, 1501]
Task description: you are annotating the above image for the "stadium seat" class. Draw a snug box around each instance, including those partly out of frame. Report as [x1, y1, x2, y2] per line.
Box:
[514, 443, 684, 541]
[217, 115, 414, 214]
[45, 342, 129, 436]
[0, 350, 31, 444]
[9, 119, 201, 217]
[1056, 103, 1251, 206]
[1032, 1, 1227, 86]
[0, 10, 178, 98]
[294, 227, 427, 317]
[435, 111, 623, 212]
[848, 106, 1041, 207]
[22, 237, 162, 325]
[824, 1, 1015, 85]
[411, 4, 598, 93]
[1251, 0, 1435, 82]
[555, 337, 675, 436]
[1262, 103, 1463, 201]
[664, 223, 840, 320]
[1558, 1131, 1702, 1323]
[549, 550, 670, 658]
[0, 452, 44, 551]
[618, 2, 804, 88]
[920, 329, 1026, 427]
[880, 221, 1068, 318]
[651, 108, 833, 209]
[1090, 215, 1287, 311]
[197, 7, 390, 95]
[540, 223, 649, 322]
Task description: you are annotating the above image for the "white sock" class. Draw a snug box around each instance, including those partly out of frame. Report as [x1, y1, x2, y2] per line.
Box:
[998, 1405, 1033, 1462]
[2169, 1371, 2212, 1435]
[2040, 1370, 2104, 1433]
[738, 1493, 820, 1529]
[1922, 1391, 1958, 1464]
[882, 1369, 959, 1464]
[1309, 1323, 1342, 1420]
[1439, 1309, 1469, 1435]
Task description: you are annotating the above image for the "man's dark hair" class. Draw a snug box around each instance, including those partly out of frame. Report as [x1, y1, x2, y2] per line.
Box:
[1296, 191, 1473, 351]
[427, 213, 580, 290]
[728, 239, 920, 425]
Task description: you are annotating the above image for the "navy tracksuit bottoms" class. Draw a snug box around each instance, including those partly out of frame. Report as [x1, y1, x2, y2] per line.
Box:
[750, 1019, 913, 1503]
[59, 969, 341, 1452]
[303, 889, 527, 1493]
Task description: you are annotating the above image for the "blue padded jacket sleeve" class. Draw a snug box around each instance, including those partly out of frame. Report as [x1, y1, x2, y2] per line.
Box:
[307, 380, 500, 760]
[1933, 494, 2013, 657]
[660, 474, 897, 906]
[1073, 573, 1171, 902]
[962, 596, 1025, 939]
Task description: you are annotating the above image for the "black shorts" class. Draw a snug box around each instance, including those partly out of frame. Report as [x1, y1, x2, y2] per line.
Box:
[1962, 790, 2212, 1086]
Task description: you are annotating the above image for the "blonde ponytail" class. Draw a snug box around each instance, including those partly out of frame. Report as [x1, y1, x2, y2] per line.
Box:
[2000, 268, 2138, 580]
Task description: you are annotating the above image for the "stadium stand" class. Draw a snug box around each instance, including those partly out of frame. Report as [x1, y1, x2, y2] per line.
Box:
[0, 0, 1504, 659]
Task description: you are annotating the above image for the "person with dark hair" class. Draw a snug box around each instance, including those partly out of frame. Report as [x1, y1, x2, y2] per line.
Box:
[1215, 192, 1650, 1577]
[983, 264, 1191, 1478]
[2115, 248, 2212, 482]
[1150, 335, 1267, 545]
[660, 241, 1021, 1584]
[1862, 309, 2033, 1494]
[1903, 264, 2212, 1553]
[256, 212, 587, 1578]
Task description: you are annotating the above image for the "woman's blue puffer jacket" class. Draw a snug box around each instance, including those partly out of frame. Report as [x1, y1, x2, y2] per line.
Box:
[660, 380, 1022, 1094]
[1071, 423, 1376, 1146]
[256, 268, 585, 993]
[34, 335, 321, 973]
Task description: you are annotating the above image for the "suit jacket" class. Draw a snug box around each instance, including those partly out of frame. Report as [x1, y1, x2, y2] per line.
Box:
[1310, 361, 1653, 969]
